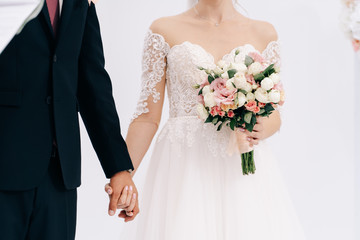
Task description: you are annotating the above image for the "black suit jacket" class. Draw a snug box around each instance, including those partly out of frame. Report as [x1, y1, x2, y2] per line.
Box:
[0, 0, 134, 191]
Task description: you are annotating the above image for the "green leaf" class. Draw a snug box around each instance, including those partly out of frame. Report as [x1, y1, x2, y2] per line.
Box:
[230, 119, 236, 131]
[198, 88, 203, 95]
[227, 69, 237, 79]
[245, 123, 255, 132]
[245, 55, 254, 67]
[244, 112, 253, 124]
[239, 89, 247, 95]
[217, 121, 226, 131]
[262, 64, 275, 77]
[258, 109, 265, 115]
[232, 82, 237, 88]
[205, 115, 213, 123]
[208, 75, 215, 83]
[212, 116, 220, 125]
[265, 103, 275, 112]
[254, 73, 265, 82]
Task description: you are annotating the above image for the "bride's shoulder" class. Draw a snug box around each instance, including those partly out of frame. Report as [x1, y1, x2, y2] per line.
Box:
[247, 19, 279, 43]
[148, 14, 189, 45]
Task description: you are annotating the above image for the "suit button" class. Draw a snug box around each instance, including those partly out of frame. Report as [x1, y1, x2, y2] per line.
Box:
[53, 55, 57, 62]
[46, 96, 53, 105]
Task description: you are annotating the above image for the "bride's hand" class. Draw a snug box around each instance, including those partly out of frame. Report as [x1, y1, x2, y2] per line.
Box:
[246, 117, 265, 146]
[105, 183, 139, 222]
[236, 128, 254, 152]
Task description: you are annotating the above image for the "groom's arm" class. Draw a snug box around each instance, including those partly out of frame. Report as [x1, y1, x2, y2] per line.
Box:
[77, 3, 134, 178]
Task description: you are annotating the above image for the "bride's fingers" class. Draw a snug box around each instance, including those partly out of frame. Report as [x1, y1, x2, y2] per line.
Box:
[123, 186, 134, 208]
[117, 186, 131, 209]
[124, 193, 137, 213]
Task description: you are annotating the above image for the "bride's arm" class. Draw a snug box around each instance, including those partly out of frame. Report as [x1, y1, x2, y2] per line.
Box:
[127, 29, 170, 175]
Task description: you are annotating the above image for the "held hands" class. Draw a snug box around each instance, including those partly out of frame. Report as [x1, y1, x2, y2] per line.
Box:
[105, 171, 139, 222]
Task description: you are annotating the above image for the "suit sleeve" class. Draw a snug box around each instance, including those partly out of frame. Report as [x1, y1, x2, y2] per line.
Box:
[77, 3, 134, 178]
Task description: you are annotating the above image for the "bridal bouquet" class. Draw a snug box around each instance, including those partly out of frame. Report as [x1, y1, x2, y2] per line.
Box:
[340, 0, 360, 51]
[194, 50, 284, 175]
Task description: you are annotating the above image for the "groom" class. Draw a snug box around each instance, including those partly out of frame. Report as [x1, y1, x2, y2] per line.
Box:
[0, 0, 138, 239]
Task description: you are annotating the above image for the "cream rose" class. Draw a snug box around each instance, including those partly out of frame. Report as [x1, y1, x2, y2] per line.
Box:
[226, 79, 236, 90]
[243, 82, 252, 93]
[269, 73, 280, 85]
[246, 92, 255, 101]
[236, 92, 247, 107]
[261, 77, 274, 91]
[269, 90, 281, 103]
[231, 63, 247, 73]
[202, 85, 211, 95]
[248, 62, 263, 75]
[221, 71, 229, 79]
[217, 60, 227, 69]
[233, 73, 247, 89]
[255, 88, 269, 103]
[204, 92, 216, 107]
[213, 66, 224, 75]
[197, 104, 209, 120]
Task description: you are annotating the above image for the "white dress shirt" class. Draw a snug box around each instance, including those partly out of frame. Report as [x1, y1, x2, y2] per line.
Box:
[0, 0, 44, 54]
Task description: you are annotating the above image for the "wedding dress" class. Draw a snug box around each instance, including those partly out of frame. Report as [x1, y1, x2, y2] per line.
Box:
[123, 29, 306, 240]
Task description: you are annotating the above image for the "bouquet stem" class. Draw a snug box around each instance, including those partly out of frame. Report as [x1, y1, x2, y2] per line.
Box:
[241, 150, 256, 175]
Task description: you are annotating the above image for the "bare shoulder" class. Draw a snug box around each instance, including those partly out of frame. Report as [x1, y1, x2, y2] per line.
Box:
[149, 15, 185, 40]
[248, 19, 279, 43]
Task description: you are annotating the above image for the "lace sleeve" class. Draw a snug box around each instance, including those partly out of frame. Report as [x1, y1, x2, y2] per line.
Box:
[131, 30, 170, 121]
[263, 41, 281, 67]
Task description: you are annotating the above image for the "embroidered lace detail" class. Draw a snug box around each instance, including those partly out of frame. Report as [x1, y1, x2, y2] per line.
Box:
[131, 30, 170, 121]
[157, 116, 230, 157]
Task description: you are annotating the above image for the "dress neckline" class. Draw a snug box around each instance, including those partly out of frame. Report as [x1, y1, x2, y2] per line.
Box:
[148, 29, 279, 63]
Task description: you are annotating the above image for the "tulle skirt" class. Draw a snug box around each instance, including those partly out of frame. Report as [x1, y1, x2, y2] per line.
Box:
[122, 116, 306, 240]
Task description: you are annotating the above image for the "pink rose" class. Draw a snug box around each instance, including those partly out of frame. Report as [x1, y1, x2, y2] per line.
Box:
[258, 102, 266, 108]
[219, 111, 225, 117]
[245, 100, 257, 112]
[253, 106, 260, 114]
[248, 52, 265, 64]
[246, 74, 256, 84]
[211, 78, 237, 105]
[210, 107, 217, 116]
[352, 39, 360, 52]
[227, 110, 235, 118]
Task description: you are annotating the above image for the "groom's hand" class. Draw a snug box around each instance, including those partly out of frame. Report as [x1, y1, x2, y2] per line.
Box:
[107, 171, 139, 222]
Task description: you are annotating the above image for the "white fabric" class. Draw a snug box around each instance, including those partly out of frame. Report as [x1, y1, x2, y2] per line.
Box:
[124, 30, 305, 240]
[0, 0, 44, 54]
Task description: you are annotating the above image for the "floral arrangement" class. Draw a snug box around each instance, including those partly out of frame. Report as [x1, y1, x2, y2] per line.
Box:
[340, 0, 360, 51]
[195, 50, 284, 175]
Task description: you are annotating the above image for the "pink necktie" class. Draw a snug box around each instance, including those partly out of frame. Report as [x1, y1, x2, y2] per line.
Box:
[46, 0, 60, 35]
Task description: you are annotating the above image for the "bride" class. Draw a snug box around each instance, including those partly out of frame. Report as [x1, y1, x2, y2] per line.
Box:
[106, 0, 306, 239]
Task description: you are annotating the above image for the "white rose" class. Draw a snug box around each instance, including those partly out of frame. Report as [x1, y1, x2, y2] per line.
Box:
[246, 92, 255, 101]
[231, 63, 247, 73]
[248, 62, 263, 75]
[221, 71, 229, 79]
[252, 83, 259, 90]
[255, 88, 269, 103]
[261, 77, 274, 91]
[217, 60, 227, 69]
[204, 92, 216, 108]
[233, 73, 247, 89]
[269, 73, 280, 85]
[202, 85, 211, 95]
[226, 79, 236, 90]
[213, 66, 224, 75]
[269, 90, 281, 103]
[274, 65, 281, 73]
[236, 92, 247, 107]
[243, 82, 252, 93]
[196, 104, 209, 120]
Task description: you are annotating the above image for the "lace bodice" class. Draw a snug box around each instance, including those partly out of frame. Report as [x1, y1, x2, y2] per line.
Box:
[132, 29, 281, 120]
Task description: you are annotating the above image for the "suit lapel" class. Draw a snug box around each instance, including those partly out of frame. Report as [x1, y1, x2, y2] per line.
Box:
[41, 2, 55, 38]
